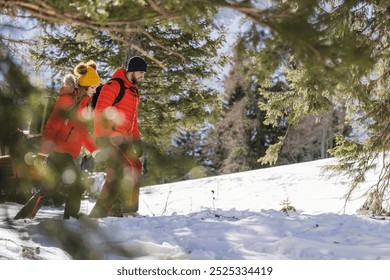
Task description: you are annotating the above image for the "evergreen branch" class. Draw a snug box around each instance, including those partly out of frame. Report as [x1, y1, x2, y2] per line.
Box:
[5, 1, 88, 25]
[146, 0, 169, 18]
[1, 36, 37, 45]
[7, 0, 138, 32]
[1, 1, 171, 68]
[377, 44, 390, 55]
[108, 32, 166, 69]
[142, 30, 186, 62]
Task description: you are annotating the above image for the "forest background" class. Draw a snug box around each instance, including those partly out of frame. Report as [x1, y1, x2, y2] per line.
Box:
[0, 0, 389, 214]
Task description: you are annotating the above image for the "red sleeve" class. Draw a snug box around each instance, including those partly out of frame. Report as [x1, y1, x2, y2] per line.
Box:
[132, 110, 141, 140]
[39, 94, 73, 155]
[82, 131, 98, 153]
[78, 97, 98, 153]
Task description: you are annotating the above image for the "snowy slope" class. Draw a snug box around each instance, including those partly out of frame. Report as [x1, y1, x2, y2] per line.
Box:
[1, 157, 390, 261]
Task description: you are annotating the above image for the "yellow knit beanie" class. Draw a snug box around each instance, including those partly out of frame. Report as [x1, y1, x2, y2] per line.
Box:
[74, 60, 101, 86]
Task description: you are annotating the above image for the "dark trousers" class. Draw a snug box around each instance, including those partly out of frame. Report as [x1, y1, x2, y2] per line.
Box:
[89, 146, 142, 218]
[44, 152, 84, 219]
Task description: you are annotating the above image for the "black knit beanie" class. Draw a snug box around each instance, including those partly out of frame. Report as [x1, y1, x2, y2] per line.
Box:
[127, 56, 147, 72]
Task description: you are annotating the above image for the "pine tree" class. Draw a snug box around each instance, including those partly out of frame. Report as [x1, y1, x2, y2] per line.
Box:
[277, 108, 349, 165]
[236, 1, 389, 213]
[205, 52, 287, 174]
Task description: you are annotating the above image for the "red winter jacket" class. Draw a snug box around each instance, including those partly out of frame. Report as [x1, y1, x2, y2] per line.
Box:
[39, 87, 98, 159]
[93, 68, 141, 141]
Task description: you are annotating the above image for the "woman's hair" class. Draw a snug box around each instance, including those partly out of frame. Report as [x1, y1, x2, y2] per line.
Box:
[77, 85, 89, 97]
[73, 85, 90, 109]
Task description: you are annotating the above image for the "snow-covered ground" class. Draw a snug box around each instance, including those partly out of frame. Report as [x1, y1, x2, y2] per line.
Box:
[1, 157, 390, 278]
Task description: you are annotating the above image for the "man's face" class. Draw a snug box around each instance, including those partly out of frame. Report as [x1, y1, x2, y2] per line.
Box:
[127, 71, 145, 84]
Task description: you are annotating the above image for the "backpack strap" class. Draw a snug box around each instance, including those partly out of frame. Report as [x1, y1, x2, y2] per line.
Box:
[91, 78, 136, 110]
[108, 78, 126, 106]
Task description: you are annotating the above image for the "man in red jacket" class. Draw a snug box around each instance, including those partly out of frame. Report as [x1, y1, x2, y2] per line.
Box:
[89, 56, 147, 218]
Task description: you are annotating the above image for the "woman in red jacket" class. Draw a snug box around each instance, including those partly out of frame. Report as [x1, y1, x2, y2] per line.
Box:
[16, 60, 101, 219]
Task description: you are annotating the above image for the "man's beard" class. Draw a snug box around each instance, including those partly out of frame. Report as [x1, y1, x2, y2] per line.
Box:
[131, 73, 138, 84]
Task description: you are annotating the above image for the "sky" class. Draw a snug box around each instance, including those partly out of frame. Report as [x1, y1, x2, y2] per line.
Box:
[1, 157, 390, 279]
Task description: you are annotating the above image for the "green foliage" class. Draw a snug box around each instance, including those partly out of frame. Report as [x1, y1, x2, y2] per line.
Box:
[328, 135, 365, 159]
[30, 28, 119, 78]
[257, 136, 285, 166]
[280, 197, 296, 215]
[327, 135, 372, 186]
[0, 42, 44, 201]
[240, 1, 389, 166]
[141, 142, 201, 185]
[0, 42, 38, 144]
[227, 0, 389, 212]
[325, 134, 390, 215]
